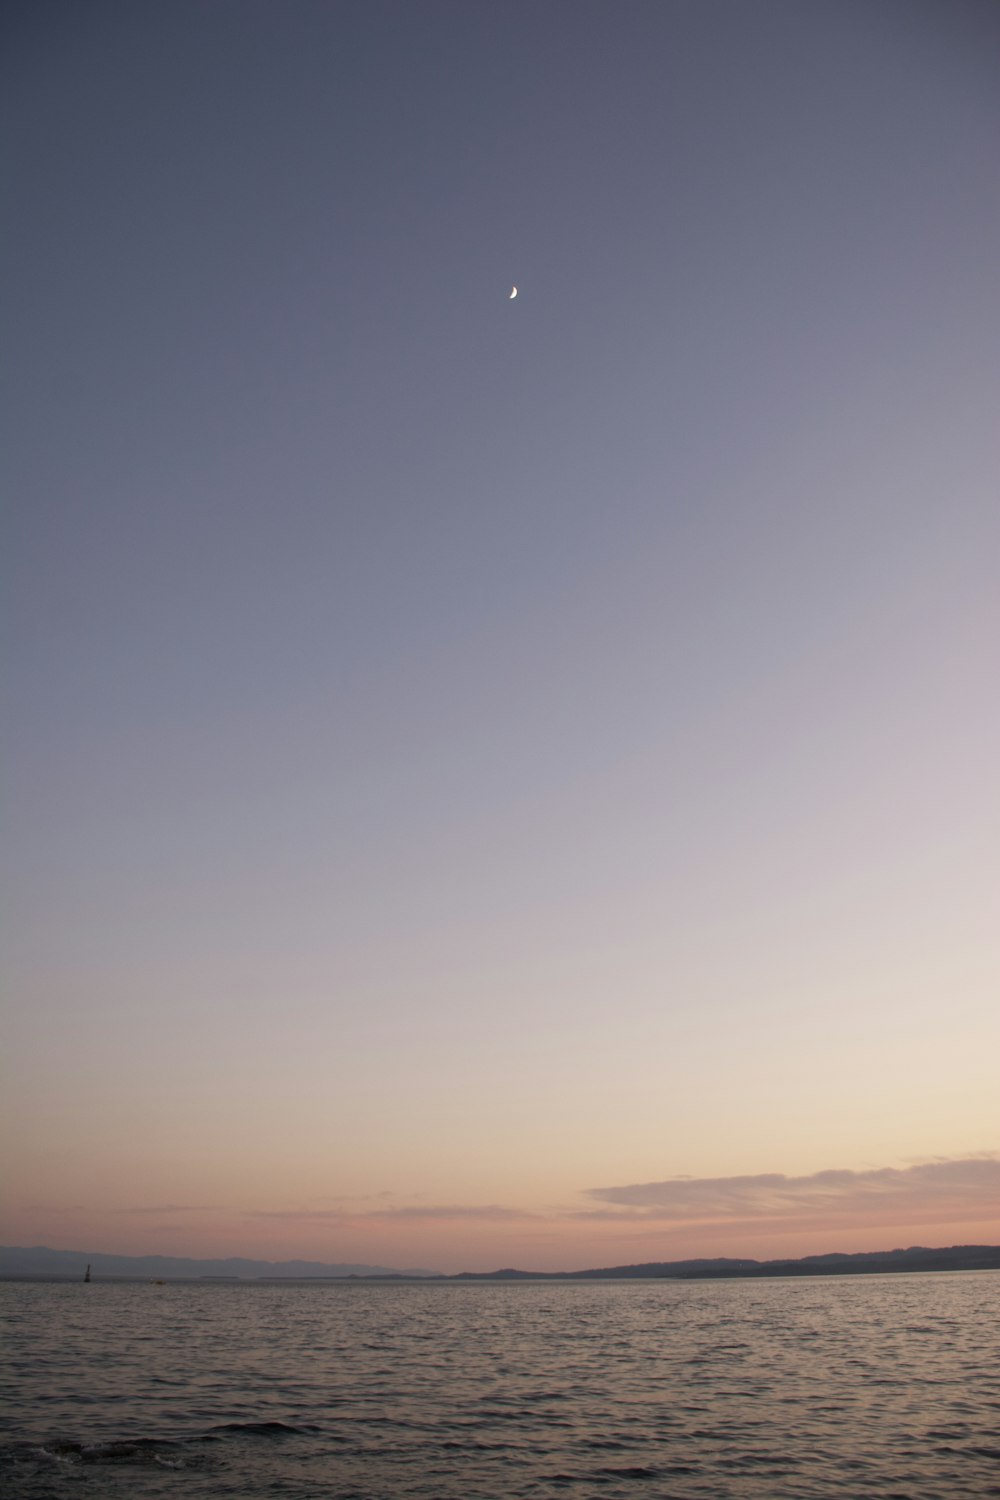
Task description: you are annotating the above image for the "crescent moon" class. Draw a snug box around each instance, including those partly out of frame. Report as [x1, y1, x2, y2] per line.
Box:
[509, 285, 517, 299]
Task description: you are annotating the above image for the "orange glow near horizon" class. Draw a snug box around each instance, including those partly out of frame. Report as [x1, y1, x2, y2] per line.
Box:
[4, 1157, 998, 1274]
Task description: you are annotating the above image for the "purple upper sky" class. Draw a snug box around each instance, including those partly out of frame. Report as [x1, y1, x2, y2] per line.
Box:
[3, 1, 998, 1270]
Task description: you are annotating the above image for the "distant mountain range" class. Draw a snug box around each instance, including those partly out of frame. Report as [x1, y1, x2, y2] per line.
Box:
[3, 1243, 999, 1281]
[0, 1246, 434, 1280]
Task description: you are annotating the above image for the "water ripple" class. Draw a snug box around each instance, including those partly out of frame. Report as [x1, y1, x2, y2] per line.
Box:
[2, 1272, 999, 1498]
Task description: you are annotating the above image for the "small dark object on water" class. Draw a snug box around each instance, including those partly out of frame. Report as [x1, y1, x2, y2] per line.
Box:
[84, 1264, 91, 1282]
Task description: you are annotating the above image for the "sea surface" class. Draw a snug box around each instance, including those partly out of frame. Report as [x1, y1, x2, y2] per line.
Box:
[2, 1272, 999, 1499]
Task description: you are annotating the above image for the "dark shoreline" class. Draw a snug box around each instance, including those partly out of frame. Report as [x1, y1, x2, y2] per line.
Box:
[3, 1243, 999, 1284]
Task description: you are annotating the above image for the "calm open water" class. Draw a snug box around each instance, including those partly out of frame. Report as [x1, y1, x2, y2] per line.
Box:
[2, 1273, 999, 1499]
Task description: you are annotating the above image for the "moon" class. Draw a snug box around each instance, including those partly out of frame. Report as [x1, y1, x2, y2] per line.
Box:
[509, 285, 517, 299]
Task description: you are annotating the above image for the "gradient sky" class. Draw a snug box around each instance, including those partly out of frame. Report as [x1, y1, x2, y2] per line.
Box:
[2, 0, 998, 1273]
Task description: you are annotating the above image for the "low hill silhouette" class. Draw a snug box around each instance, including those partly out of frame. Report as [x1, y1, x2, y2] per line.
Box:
[453, 1245, 1000, 1279]
[3, 1243, 998, 1282]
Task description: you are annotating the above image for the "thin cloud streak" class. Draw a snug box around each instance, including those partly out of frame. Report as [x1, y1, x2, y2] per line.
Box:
[367, 1205, 536, 1222]
[110, 1204, 219, 1216]
[242, 1209, 350, 1223]
[240, 1204, 535, 1225]
[582, 1157, 1000, 1224]
[202, 1158, 1000, 1237]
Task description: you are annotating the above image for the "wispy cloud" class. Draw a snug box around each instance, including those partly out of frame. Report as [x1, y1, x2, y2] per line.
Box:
[90, 1157, 998, 1245]
[366, 1204, 536, 1222]
[240, 1202, 534, 1225]
[580, 1157, 1000, 1226]
[242, 1208, 349, 1223]
[111, 1204, 218, 1216]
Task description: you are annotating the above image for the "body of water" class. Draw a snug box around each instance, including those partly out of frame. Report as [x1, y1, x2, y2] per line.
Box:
[2, 1272, 999, 1498]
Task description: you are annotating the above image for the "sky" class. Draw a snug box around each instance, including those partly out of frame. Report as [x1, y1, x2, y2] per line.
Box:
[2, 0, 998, 1274]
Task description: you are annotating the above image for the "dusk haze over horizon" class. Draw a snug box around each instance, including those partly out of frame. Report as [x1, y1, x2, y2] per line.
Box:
[3, 0, 998, 1276]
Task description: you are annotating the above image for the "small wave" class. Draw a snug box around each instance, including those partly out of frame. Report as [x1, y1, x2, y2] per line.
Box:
[207, 1419, 308, 1437]
[29, 1438, 187, 1469]
[440, 1439, 510, 1452]
[34, 1444, 79, 1468]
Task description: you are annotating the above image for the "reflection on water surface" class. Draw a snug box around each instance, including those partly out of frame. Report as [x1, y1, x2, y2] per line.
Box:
[2, 1273, 999, 1498]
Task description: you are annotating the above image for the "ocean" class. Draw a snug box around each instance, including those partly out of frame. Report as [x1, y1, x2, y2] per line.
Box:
[2, 1272, 998, 1498]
